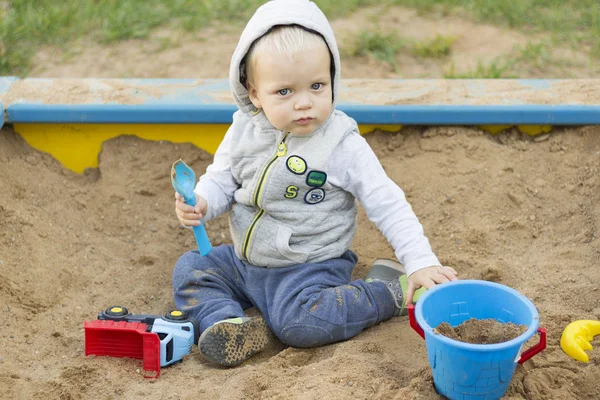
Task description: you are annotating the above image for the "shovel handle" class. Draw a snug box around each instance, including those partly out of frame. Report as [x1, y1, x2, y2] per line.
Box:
[182, 195, 212, 256]
[171, 160, 212, 256]
[518, 327, 546, 364]
[407, 304, 425, 339]
[192, 224, 212, 256]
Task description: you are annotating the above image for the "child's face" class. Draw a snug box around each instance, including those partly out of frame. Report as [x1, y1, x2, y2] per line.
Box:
[248, 40, 333, 135]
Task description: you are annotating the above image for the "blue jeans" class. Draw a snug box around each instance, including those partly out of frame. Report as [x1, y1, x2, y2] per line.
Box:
[172, 245, 396, 348]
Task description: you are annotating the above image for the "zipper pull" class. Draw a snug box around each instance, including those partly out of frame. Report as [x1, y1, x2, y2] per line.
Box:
[276, 132, 289, 157]
[276, 141, 287, 157]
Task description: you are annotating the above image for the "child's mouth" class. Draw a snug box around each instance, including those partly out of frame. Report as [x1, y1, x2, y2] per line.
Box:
[295, 117, 314, 125]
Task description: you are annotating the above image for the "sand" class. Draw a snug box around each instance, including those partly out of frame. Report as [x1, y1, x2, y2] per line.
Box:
[1, 124, 599, 400]
[434, 319, 528, 345]
[2, 3, 600, 399]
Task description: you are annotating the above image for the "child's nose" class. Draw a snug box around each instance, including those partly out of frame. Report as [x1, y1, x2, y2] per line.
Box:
[294, 95, 312, 110]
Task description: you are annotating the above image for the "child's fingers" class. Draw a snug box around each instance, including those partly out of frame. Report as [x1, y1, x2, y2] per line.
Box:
[443, 265, 458, 276]
[419, 277, 437, 290]
[407, 278, 434, 303]
[436, 266, 458, 282]
[406, 286, 415, 304]
[177, 208, 203, 220]
[175, 198, 195, 212]
[174, 192, 185, 208]
[177, 215, 201, 227]
[180, 219, 201, 227]
[441, 270, 458, 281]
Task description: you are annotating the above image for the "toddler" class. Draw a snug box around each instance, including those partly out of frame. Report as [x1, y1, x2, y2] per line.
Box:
[173, 0, 458, 367]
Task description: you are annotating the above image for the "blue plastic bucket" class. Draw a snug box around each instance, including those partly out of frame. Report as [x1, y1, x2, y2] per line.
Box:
[407, 280, 546, 400]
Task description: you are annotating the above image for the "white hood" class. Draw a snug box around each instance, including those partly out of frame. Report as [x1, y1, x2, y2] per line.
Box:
[229, 0, 341, 115]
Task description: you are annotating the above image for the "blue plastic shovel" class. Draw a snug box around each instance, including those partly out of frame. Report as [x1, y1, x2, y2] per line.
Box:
[171, 159, 212, 256]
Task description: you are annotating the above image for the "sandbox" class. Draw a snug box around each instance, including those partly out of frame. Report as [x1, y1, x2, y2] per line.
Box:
[0, 78, 598, 399]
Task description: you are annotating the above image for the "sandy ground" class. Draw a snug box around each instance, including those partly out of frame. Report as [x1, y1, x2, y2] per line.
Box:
[1, 125, 599, 399]
[2, 4, 600, 400]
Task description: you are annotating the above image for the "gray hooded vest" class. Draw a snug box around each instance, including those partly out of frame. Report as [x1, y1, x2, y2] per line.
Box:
[227, 0, 358, 267]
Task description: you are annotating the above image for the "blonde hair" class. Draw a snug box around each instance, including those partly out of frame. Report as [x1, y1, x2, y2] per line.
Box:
[245, 25, 328, 84]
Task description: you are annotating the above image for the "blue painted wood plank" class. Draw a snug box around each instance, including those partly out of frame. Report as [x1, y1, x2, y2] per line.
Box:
[340, 105, 600, 125]
[4, 78, 600, 125]
[6, 103, 600, 125]
[6, 104, 239, 124]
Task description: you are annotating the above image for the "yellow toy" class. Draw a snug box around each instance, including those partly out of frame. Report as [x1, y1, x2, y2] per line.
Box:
[560, 320, 600, 362]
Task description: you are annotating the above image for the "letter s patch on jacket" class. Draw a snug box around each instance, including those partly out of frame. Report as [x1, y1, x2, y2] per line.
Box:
[285, 185, 299, 199]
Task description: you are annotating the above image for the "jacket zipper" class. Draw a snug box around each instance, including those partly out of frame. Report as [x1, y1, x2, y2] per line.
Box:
[242, 132, 289, 261]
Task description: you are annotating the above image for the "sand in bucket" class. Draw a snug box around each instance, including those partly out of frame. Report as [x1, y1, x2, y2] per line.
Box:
[408, 280, 546, 400]
[435, 318, 527, 344]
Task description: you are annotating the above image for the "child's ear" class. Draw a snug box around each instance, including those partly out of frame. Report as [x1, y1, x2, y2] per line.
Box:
[248, 83, 262, 109]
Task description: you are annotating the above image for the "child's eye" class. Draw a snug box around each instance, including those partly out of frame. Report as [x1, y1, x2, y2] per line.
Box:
[278, 89, 291, 96]
[311, 83, 323, 90]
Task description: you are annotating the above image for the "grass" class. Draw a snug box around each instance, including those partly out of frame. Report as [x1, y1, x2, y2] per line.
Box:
[413, 34, 457, 58]
[443, 39, 591, 79]
[344, 31, 405, 69]
[343, 31, 456, 70]
[389, 0, 600, 57]
[444, 59, 517, 79]
[1, 0, 599, 76]
[0, 0, 377, 76]
[514, 41, 551, 70]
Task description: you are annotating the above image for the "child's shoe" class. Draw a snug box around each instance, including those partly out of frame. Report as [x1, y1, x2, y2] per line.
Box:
[365, 259, 426, 316]
[198, 316, 271, 367]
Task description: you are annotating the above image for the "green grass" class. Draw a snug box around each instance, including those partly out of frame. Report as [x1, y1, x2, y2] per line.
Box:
[444, 59, 517, 78]
[344, 31, 405, 69]
[413, 34, 457, 58]
[514, 41, 551, 69]
[343, 31, 457, 69]
[1, 0, 599, 76]
[0, 0, 377, 76]
[389, 0, 600, 57]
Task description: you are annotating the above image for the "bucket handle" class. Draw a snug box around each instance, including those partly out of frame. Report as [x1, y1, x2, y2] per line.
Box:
[407, 304, 547, 363]
[407, 304, 424, 339]
[518, 327, 546, 364]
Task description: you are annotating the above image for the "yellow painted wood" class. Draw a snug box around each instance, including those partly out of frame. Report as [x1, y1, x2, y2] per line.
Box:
[517, 125, 553, 136]
[478, 125, 513, 134]
[14, 123, 228, 173]
[14, 123, 403, 173]
[478, 125, 553, 136]
[359, 124, 403, 134]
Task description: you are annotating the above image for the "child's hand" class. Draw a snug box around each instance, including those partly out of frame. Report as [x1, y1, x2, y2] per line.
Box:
[174, 192, 208, 227]
[406, 265, 458, 304]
